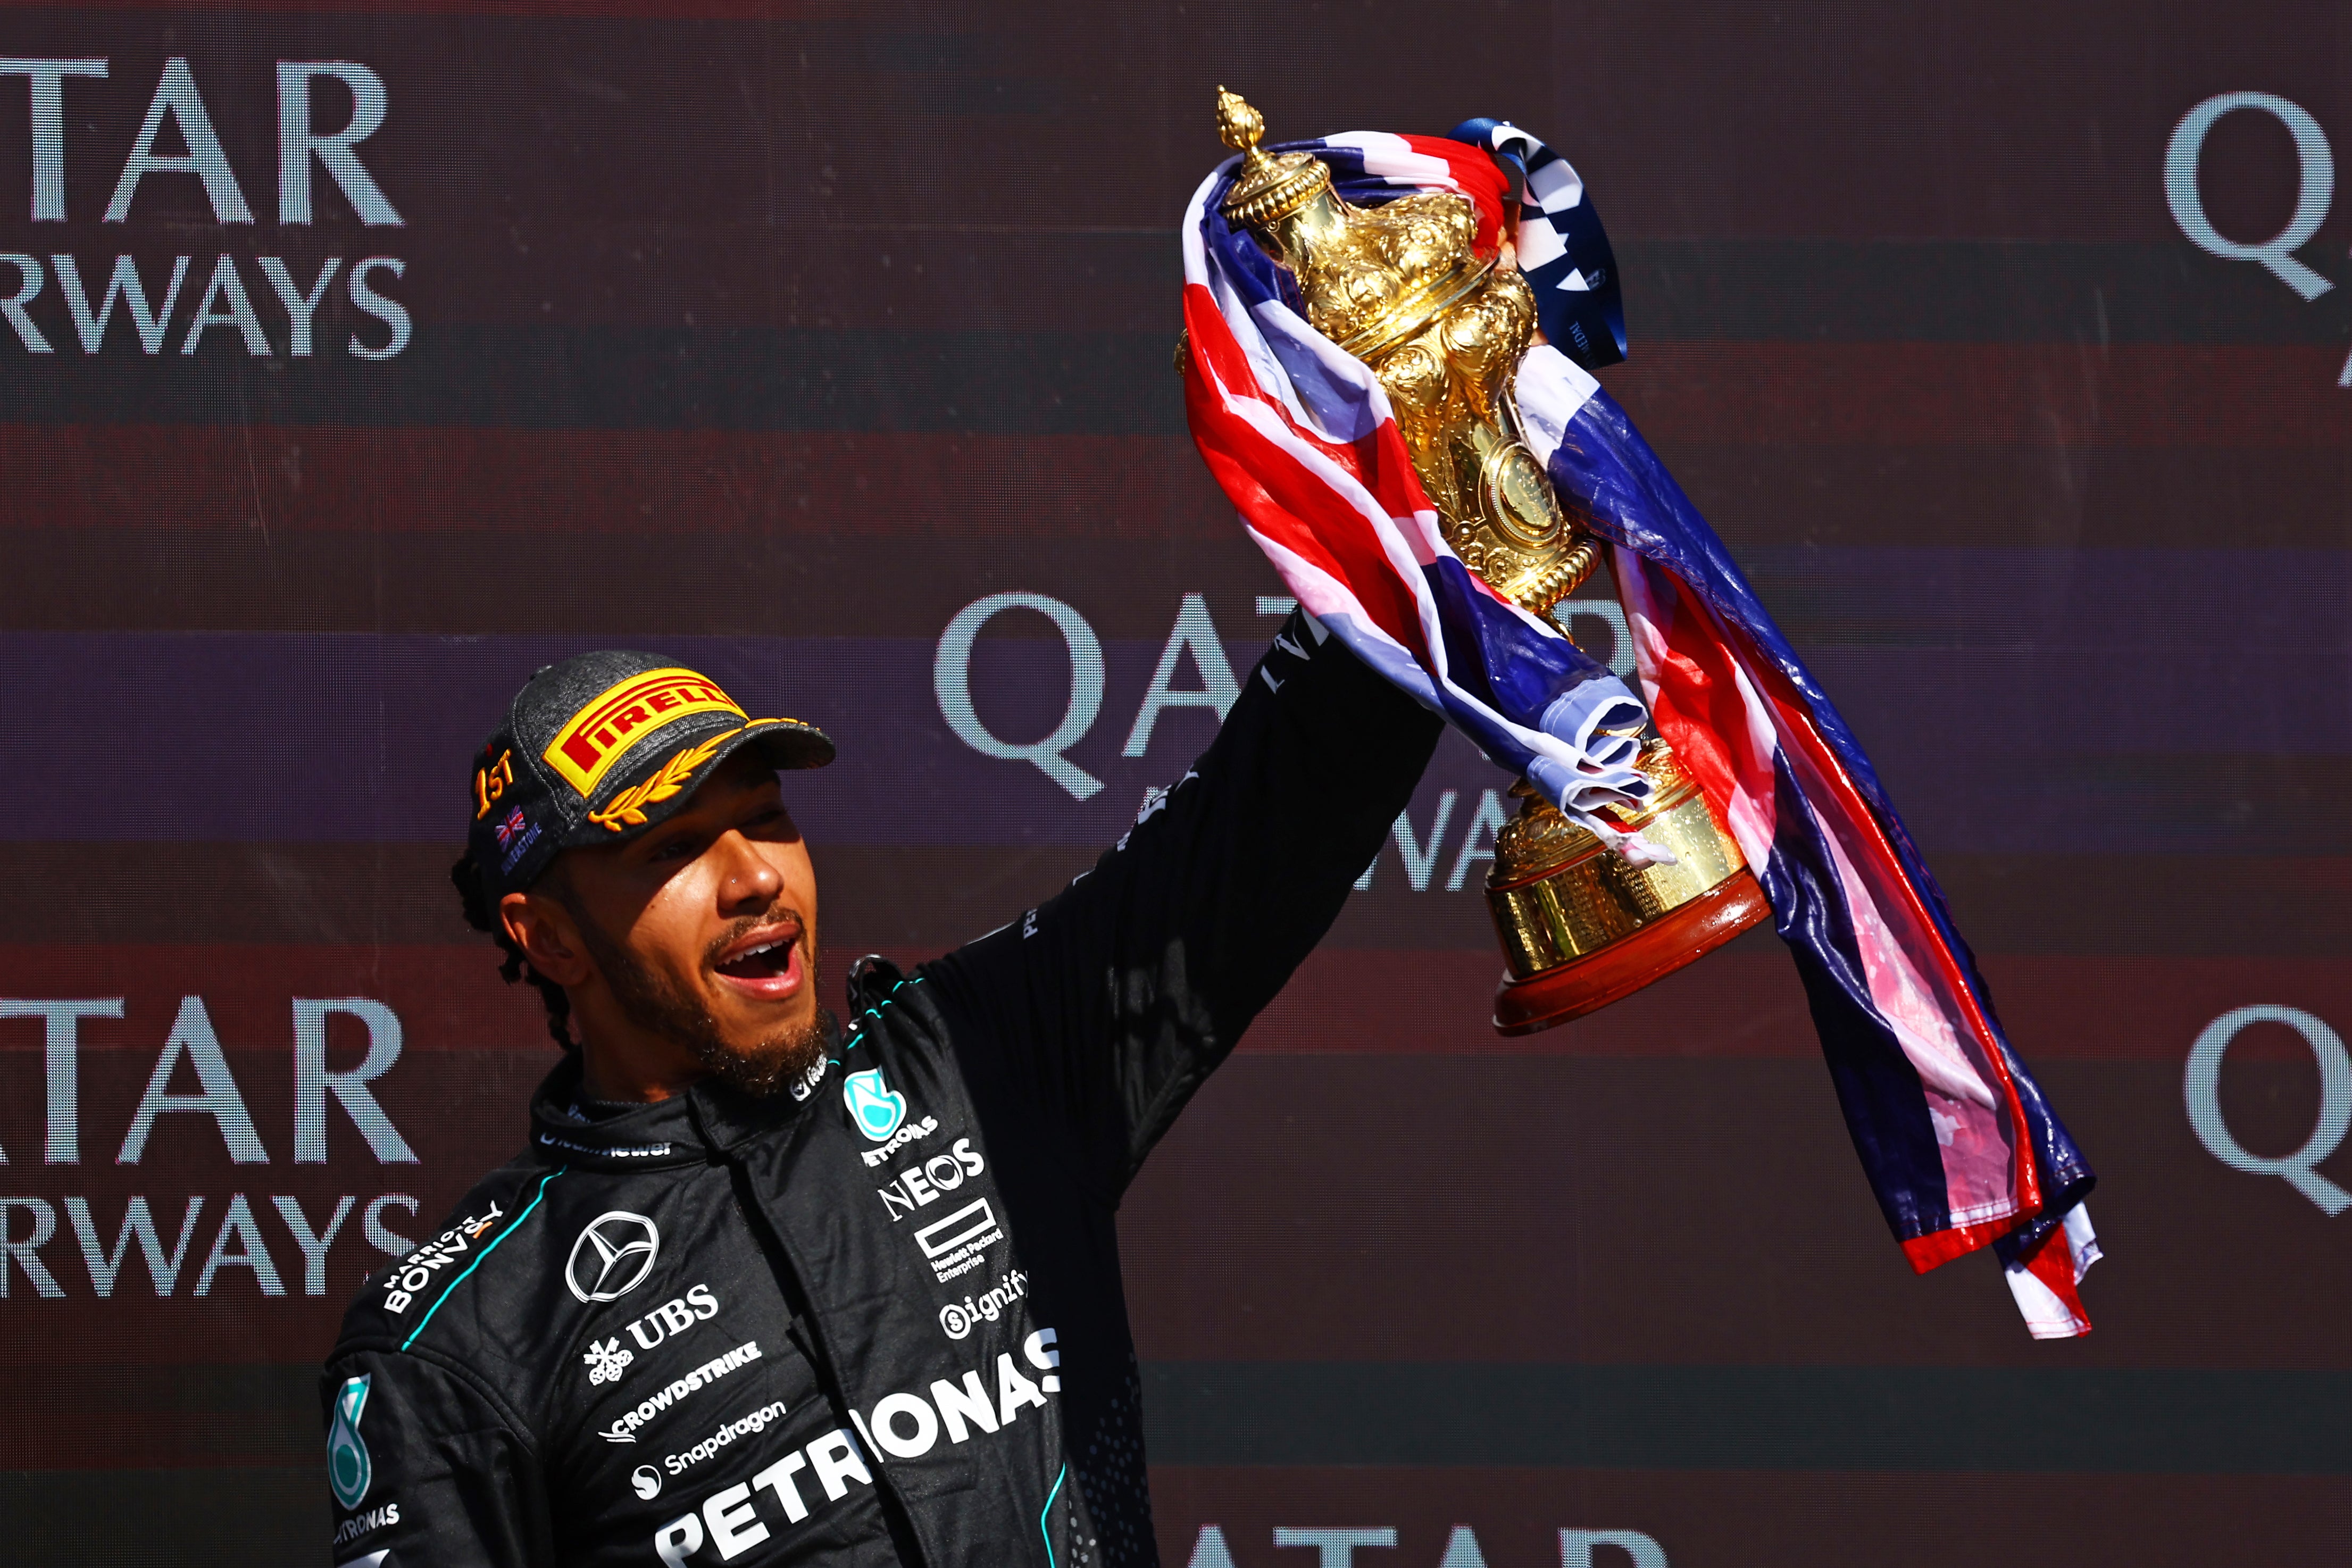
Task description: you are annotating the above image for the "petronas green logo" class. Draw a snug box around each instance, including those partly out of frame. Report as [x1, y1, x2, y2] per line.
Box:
[328, 1374, 373, 1509]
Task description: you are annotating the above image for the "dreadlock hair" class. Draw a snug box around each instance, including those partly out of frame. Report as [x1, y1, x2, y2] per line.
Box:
[452, 850, 578, 1052]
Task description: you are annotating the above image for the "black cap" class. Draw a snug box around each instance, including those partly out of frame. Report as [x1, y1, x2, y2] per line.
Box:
[464, 650, 835, 902]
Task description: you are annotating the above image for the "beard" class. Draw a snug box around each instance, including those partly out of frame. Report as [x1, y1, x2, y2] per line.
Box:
[570, 904, 833, 1098]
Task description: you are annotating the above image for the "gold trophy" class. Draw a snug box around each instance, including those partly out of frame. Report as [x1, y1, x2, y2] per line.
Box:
[1207, 90, 1771, 1033]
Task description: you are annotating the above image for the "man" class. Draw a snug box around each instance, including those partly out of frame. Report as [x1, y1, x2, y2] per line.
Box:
[322, 624, 1439, 1566]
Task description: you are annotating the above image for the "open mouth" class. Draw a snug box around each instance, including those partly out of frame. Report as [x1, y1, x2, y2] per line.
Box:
[712, 925, 805, 1000]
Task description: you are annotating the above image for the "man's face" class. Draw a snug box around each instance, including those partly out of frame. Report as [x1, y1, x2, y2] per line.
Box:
[510, 749, 828, 1096]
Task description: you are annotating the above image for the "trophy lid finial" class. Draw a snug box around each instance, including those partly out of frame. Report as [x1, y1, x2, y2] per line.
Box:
[1214, 87, 1333, 230]
[1215, 87, 1266, 159]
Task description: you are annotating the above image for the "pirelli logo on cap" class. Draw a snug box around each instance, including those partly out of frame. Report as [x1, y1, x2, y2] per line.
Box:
[544, 668, 746, 796]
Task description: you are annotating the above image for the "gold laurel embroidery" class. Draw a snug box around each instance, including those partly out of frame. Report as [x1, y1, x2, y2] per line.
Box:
[583, 721, 803, 833]
[588, 731, 733, 832]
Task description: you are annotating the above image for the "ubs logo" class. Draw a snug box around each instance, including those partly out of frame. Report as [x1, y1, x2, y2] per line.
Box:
[567, 1211, 661, 1304]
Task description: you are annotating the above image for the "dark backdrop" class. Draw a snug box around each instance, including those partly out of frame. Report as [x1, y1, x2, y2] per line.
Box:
[1, 2, 2346, 1563]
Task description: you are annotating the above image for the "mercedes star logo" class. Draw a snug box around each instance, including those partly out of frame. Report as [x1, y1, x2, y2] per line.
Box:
[565, 1211, 660, 1304]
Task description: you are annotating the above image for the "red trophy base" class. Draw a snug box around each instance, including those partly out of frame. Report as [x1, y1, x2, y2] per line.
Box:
[1491, 868, 1773, 1037]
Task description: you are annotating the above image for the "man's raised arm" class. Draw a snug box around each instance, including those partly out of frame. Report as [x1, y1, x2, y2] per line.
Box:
[925, 609, 1442, 1197]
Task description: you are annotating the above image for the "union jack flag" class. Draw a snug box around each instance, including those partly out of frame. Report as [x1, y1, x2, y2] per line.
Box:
[495, 805, 527, 849]
[1180, 122, 2099, 1336]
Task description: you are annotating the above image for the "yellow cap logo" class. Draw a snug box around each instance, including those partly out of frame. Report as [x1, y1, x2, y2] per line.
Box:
[544, 668, 745, 796]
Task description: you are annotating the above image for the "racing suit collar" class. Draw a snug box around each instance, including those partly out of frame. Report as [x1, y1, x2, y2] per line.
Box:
[525, 1014, 844, 1166]
[687, 1008, 846, 1154]
[528, 1055, 705, 1168]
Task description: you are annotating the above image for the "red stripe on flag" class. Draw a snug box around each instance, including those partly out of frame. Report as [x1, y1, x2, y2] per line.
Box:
[1396, 134, 1512, 253]
[1728, 619, 2048, 1264]
[1900, 1216, 2025, 1272]
[2016, 1219, 2094, 1336]
[1180, 283, 1436, 666]
[1635, 566, 1773, 844]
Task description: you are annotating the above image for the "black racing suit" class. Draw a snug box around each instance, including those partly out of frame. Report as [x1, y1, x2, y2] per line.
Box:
[320, 614, 1441, 1568]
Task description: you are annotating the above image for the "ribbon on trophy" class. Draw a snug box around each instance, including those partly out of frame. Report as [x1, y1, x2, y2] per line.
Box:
[1180, 119, 2100, 1337]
